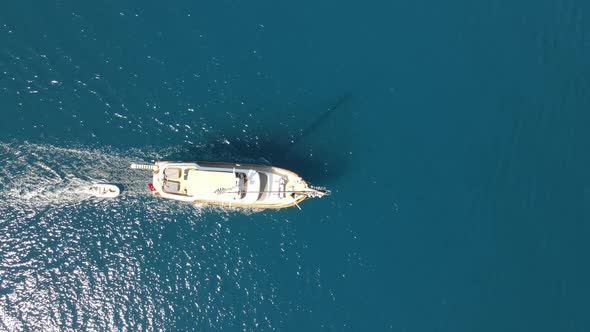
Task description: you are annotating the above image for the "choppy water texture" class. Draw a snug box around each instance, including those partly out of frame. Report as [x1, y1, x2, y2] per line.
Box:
[1, 0, 589, 331]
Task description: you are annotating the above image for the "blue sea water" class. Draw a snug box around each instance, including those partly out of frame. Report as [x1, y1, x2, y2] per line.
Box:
[1, 0, 589, 331]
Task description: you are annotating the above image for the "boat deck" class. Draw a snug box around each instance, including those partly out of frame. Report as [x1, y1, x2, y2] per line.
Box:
[151, 162, 310, 209]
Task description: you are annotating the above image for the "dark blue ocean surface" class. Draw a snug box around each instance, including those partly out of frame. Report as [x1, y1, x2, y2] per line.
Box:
[1, 0, 588, 331]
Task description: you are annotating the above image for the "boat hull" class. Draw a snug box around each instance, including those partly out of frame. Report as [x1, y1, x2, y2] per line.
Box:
[88, 184, 120, 198]
[144, 161, 324, 209]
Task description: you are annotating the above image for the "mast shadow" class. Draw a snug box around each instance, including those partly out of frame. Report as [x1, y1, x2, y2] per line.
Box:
[164, 95, 353, 185]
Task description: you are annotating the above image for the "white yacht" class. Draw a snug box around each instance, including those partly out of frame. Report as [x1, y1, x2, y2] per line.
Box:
[130, 161, 329, 209]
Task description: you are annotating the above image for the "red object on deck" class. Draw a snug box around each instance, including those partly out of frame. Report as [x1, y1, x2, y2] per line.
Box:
[148, 183, 156, 191]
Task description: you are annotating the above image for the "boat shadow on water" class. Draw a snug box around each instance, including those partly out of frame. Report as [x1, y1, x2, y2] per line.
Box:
[165, 95, 354, 185]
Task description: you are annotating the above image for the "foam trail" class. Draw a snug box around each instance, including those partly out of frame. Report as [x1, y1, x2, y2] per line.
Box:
[0, 142, 161, 211]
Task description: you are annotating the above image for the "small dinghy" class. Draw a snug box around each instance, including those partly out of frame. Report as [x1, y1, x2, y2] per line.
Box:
[88, 184, 120, 198]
